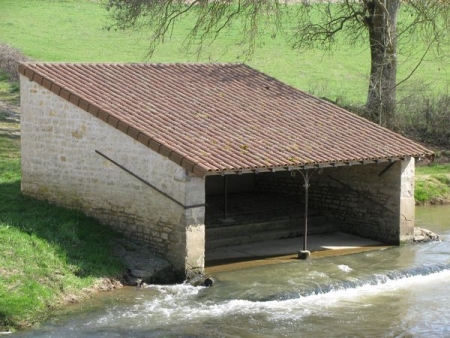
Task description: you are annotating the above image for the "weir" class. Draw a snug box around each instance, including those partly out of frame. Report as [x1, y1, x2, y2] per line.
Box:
[264, 262, 450, 301]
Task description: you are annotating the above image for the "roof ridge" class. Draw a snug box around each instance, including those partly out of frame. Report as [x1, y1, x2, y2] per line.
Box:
[20, 61, 245, 66]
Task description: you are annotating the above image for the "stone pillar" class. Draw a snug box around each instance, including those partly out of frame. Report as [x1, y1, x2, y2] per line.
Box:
[184, 207, 205, 279]
[183, 175, 206, 279]
[399, 157, 415, 243]
[166, 173, 206, 279]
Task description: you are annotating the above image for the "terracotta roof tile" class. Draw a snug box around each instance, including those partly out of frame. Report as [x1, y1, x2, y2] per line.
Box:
[19, 62, 432, 177]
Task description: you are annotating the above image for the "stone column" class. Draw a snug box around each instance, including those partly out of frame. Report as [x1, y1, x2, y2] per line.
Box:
[167, 173, 205, 279]
[184, 174, 205, 279]
[184, 206, 206, 279]
[399, 157, 415, 243]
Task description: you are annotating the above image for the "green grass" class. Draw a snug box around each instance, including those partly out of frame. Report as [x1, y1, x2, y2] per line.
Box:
[1, 0, 449, 105]
[416, 163, 450, 176]
[0, 91, 123, 331]
[0, 194, 123, 329]
[415, 164, 450, 204]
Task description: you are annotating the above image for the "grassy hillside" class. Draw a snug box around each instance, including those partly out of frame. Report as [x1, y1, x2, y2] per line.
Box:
[1, 0, 449, 105]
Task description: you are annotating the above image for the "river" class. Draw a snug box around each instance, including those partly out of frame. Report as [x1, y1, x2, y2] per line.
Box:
[13, 205, 450, 337]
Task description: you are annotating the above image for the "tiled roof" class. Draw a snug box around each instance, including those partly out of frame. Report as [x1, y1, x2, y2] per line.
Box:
[19, 62, 432, 177]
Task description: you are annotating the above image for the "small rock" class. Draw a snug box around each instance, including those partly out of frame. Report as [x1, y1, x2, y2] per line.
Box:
[188, 275, 215, 287]
[112, 238, 178, 285]
[298, 250, 311, 260]
[203, 278, 214, 287]
[414, 227, 440, 243]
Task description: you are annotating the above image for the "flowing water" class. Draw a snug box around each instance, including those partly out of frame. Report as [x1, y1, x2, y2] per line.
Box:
[14, 206, 450, 337]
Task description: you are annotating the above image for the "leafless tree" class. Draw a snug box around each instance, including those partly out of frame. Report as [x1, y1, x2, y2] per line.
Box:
[106, 0, 450, 129]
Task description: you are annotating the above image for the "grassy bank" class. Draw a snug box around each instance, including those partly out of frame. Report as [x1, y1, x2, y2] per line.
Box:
[0, 80, 124, 332]
[415, 163, 450, 205]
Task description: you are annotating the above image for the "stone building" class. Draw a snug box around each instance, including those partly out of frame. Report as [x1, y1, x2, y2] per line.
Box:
[19, 62, 431, 279]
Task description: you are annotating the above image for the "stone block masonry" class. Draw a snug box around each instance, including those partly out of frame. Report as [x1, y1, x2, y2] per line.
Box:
[20, 75, 205, 279]
[254, 159, 416, 245]
[310, 160, 415, 244]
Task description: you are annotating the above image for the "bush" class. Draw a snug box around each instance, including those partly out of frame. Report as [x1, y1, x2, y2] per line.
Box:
[344, 90, 450, 148]
[395, 90, 450, 147]
[0, 43, 30, 83]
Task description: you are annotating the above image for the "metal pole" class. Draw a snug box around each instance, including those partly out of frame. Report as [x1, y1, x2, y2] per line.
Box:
[291, 168, 322, 259]
[223, 175, 228, 220]
[303, 178, 309, 251]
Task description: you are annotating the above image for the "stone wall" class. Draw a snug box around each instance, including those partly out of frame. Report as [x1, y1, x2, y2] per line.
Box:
[309, 162, 401, 244]
[255, 171, 303, 196]
[254, 159, 416, 244]
[20, 75, 205, 278]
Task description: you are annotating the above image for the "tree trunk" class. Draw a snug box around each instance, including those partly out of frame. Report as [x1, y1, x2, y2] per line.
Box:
[365, 0, 400, 129]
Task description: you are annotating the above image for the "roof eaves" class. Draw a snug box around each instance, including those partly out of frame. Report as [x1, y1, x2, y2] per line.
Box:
[203, 154, 431, 176]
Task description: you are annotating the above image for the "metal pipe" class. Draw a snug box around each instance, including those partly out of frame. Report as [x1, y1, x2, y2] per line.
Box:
[95, 150, 205, 210]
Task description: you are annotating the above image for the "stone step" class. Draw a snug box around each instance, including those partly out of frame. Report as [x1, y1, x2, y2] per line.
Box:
[206, 217, 338, 250]
[205, 208, 321, 228]
[206, 215, 328, 240]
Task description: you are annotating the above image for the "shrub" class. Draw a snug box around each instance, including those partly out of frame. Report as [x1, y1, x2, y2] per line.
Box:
[395, 90, 450, 147]
[345, 90, 450, 147]
[0, 43, 30, 83]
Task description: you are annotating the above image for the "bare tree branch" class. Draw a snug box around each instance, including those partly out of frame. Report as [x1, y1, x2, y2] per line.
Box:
[395, 37, 436, 90]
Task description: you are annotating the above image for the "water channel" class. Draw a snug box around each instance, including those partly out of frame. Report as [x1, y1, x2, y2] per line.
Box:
[13, 205, 450, 337]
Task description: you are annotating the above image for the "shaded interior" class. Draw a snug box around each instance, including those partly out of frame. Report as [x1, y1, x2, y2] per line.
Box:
[205, 172, 311, 228]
